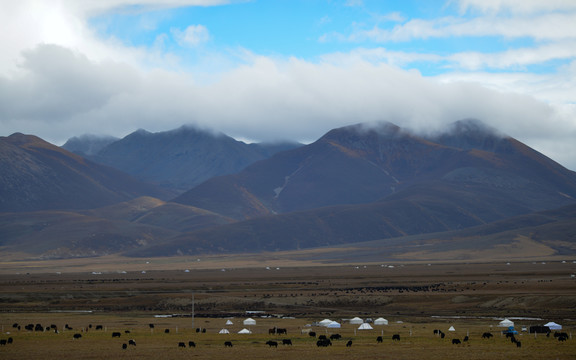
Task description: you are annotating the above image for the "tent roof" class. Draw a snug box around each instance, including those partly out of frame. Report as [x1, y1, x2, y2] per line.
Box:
[327, 321, 341, 328]
[448, 326, 456, 331]
[350, 317, 364, 324]
[243, 318, 256, 325]
[219, 329, 230, 334]
[238, 328, 252, 334]
[544, 322, 562, 329]
[358, 323, 373, 330]
[225, 320, 233, 325]
[498, 319, 514, 326]
[374, 318, 388, 325]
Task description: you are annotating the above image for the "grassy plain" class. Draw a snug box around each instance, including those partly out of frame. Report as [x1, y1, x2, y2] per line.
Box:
[1, 256, 575, 359]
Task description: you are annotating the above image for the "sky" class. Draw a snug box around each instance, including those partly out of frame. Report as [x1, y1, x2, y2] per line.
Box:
[0, 0, 575, 170]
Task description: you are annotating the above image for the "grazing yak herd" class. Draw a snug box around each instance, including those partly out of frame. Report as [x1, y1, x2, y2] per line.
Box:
[1, 321, 571, 352]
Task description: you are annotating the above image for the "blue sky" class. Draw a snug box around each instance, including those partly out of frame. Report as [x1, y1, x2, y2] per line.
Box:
[88, 0, 561, 75]
[1, 0, 576, 169]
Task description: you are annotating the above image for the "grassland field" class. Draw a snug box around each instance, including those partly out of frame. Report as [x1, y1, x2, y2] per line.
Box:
[1, 255, 575, 359]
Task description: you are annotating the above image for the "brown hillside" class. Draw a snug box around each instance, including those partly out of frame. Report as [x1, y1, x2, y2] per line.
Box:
[174, 121, 576, 220]
[0, 133, 168, 212]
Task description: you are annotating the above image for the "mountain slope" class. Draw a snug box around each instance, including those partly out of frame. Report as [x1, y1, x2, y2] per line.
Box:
[81, 196, 235, 233]
[174, 120, 576, 220]
[319, 203, 576, 262]
[0, 197, 234, 259]
[0, 133, 168, 212]
[0, 210, 178, 258]
[62, 134, 119, 156]
[129, 181, 537, 256]
[81, 125, 301, 194]
[128, 201, 576, 259]
[4, 120, 575, 260]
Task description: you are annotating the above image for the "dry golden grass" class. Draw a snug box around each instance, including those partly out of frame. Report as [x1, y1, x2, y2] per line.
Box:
[1, 258, 575, 359]
[1, 313, 575, 360]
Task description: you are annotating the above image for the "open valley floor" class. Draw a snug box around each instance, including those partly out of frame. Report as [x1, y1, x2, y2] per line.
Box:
[1, 258, 575, 359]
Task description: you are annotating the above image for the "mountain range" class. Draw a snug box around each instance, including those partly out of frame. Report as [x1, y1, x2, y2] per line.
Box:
[63, 126, 301, 194]
[174, 120, 575, 218]
[1, 119, 575, 261]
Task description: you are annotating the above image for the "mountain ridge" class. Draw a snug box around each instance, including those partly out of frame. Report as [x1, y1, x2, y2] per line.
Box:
[173, 119, 576, 219]
[2, 119, 575, 260]
[0, 133, 168, 212]
[64, 125, 302, 194]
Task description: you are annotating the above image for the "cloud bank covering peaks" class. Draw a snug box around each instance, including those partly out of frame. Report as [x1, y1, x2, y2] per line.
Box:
[0, 0, 575, 170]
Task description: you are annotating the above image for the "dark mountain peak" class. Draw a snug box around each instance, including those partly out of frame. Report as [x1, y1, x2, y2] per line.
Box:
[118, 125, 227, 146]
[163, 124, 233, 145]
[317, 121, 435, 161]
[5, 133, 84, 161]
[89, 124, 281, 193]
[432, 119, 507, 152]
[129, 128, 152, 138]
[62, 134, 119, 156]
[170, 124, 222, 137]
[322, 121, 402, 142]
[446, 119, 503, 137]
[5, 132, 48, 147]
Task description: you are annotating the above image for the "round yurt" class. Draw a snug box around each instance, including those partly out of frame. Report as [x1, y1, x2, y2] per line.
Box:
[498, 319, 514, 327]
[373, 318, 389, 325]
[349, 317, 364, 325]
[327, 321, 341, 329]
[319, 319, 333, 327]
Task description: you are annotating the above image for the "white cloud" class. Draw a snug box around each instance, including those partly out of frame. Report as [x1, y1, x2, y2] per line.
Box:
[345, 0, 363, 7]
[2, 43, 575, 169]
[67, 0, 232, 16]
[447, 41, 576, 70]
[455, 0, 576, 15]
[375, 12, 405, 23]
[0, 44, 139, 120]
[172, 25, 211, 47]
[344, 12, 576, 43]
[1, 0, 575, 172]
[320, 47, 443, 68]
[0, 0, 229, 73]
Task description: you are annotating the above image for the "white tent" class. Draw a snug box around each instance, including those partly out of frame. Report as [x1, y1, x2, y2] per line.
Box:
[225, 320, 234, 325]
[498, 319, 514, 327]
[238, 328, 252, 334]
[350, 317, 364, 325]
[219, 328, 230, 334]
[373, 318, 389, 325]
[327, 321, 341, 328]
[358, 323, 373, 330]
[448, 326, 456, 332]
[243, 318, 256, 326]
[319, 319, 333, 327]
[544, 322, 562, 330]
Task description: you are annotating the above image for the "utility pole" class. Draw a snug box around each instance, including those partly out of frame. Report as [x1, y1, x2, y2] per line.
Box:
[192, 292, 195, 330]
